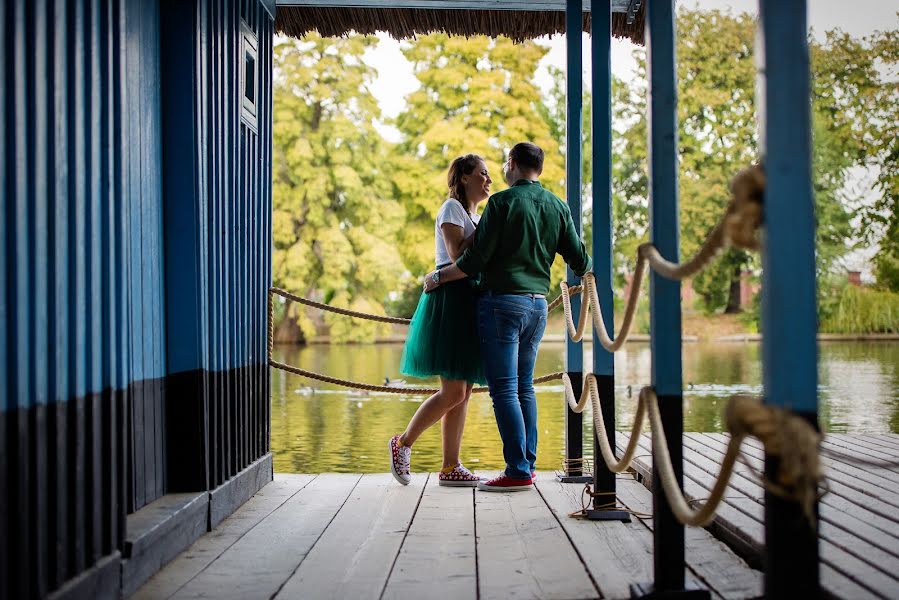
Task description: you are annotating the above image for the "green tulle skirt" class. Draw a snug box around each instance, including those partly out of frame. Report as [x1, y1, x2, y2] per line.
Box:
[400, 278, 486, 385]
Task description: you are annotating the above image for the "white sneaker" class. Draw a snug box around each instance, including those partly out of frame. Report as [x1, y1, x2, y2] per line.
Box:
[438, 464, 483, 487]
[389, 435, 411, 485]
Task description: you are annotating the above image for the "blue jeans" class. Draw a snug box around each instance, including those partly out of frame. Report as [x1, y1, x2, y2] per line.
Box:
[477, 293, 548, 480]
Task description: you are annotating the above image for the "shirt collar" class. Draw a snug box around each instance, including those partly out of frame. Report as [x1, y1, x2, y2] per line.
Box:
[512, 179, 541, 187]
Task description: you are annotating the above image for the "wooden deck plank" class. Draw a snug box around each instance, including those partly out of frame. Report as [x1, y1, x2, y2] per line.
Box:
[381, 474, 477, 600]
[618, 433, 893, 599]
[170, 473, 361, 600]
[685, 434, 899, 593]
[711, 433, 899, 500]
[535, 473, 653, 600]
[691, 434, 899, 554]
[273, 473, 427, 600]
[617, 434, 892, 598]
[133, 474, 315, 600]
[831, 433, 899, 453]
[476, 474, 598, 600]
[613, 477, 762, 600]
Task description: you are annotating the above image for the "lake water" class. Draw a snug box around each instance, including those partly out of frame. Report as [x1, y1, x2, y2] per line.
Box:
[270, 341, 899, 474]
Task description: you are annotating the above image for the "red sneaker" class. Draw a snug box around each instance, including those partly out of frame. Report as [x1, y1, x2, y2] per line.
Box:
[531, 470, 537, 482]
[477, 474, 533, 492]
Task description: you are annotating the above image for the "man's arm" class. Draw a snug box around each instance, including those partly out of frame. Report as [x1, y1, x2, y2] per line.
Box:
[556, 203, 593, 276]
[455, 197, 502, 277]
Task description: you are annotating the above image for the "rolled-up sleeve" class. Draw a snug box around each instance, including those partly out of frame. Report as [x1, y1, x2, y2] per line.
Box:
[556, 204, 592, 277]
[456, 199, 501, 276]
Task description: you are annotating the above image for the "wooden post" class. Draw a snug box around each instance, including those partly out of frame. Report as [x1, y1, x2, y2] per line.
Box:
[758, 1, 820, 596]
[632, 1, 708, 597]
[559, 0, 590, 484]
[584, 0, 629, 522]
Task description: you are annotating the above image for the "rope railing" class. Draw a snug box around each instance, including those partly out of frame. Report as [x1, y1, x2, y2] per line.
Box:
[563, 376, 821, 527]
[269, 284, 582, 327]
[557, 164, 793, 528]
[270, 359, 564, 395]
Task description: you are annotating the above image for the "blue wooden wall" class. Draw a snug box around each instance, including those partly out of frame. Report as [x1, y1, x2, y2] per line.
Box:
[1, 0, 273, 597]
[161, 0, 273, 494]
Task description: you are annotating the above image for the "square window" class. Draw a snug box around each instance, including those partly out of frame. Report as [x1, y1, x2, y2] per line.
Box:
[241, 21, 258, 131]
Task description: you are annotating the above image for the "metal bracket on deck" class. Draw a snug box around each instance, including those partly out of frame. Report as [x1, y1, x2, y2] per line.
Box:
[556, 472, 593, 484]
[583, 508, 632, 522]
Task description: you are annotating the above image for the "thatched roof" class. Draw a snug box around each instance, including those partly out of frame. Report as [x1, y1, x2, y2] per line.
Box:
[275, 3, 646, 45]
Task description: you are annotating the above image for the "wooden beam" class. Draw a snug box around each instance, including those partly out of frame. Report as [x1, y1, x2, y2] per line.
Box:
[275, 0, 633, 12]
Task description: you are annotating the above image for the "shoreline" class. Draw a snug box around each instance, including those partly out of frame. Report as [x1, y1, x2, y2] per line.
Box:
[299, 332, 899, 345]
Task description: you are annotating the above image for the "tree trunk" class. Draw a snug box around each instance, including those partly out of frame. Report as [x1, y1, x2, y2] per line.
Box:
[274, 300, 307, 344]
[724, 264, 742, 314]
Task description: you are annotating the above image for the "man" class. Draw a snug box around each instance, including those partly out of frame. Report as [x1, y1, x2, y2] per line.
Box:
[424, 142, 592, 491]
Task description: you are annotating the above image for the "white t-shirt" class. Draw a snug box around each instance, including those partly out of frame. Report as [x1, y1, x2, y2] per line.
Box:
[435, 199, 480, 267]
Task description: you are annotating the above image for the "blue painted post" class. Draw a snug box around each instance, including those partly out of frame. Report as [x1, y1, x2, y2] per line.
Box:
[758, 1, 820, 595]
[561, 0, 589, 483]
[584, 0, 629, 522]
[633, 1, 707, 597]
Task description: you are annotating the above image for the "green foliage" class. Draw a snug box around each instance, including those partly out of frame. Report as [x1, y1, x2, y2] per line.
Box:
[820, 284, 899, 334]
[608, 8, 897, 314]
[874, 250, 899, 293]
[392, 34, 567, 280]
[272, 34, 403, 342]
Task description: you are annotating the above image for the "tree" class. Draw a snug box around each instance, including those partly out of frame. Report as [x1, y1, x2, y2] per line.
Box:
[272, 35, 406, 343]
[391, 34, 568, 291]
[609, 8, 883, 313]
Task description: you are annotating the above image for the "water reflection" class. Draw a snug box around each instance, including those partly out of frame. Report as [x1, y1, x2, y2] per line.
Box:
[271, 341, 899, 473]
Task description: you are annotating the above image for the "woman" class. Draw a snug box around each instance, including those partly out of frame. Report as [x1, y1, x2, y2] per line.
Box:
[389, 154, 492, 487]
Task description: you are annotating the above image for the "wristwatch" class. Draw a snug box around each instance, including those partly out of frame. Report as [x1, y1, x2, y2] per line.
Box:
[431, 270, 441, 285]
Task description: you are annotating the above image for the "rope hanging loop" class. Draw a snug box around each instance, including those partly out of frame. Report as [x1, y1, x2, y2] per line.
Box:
[725, 394, 822, 525]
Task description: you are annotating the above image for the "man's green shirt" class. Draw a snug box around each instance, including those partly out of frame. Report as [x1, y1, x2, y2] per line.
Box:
[456, 179, 592, 294]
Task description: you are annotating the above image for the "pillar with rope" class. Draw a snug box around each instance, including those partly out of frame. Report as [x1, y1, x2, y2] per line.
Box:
[558, 0, 592, 485]
[633, 0, 708, 596]
[583, 0, 631, 522]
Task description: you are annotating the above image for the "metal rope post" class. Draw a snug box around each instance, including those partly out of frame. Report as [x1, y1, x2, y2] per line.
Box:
[758, 1, 820, 595]
[632, 1, 708, 597]
[559, 0, 590, 484]
[584, 0, 629, 522]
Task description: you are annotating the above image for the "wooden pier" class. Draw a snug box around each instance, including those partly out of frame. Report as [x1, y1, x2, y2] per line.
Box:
[133, 471, 760, 600]
[133, 433, 899, 600]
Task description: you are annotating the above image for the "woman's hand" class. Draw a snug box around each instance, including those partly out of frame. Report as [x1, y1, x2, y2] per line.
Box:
[423, 270, 440, 293]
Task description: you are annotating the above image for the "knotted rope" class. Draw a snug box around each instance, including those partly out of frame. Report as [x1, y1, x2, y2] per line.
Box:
[563, 377, 821, 528]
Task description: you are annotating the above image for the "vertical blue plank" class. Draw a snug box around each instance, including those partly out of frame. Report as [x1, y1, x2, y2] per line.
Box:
[161, 0, 208, 377]
[53, 0, 70, 405]
[565, 0, 583, 375]
[646, 1, 682, 396]
[33, 0, 51, 593]
[591, 0, 613, 377]
[759, 2, 817, 413]
[0, 3, 7, 595]
[11, 2, 35, 595]
[88, 0, 103, 396]
[13, 0, 33, 412]
[127, 0, 144, 384]
[34, 0, 50, 408]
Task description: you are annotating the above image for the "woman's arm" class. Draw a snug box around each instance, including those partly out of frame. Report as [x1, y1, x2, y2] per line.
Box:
[440, 223, 471, 262]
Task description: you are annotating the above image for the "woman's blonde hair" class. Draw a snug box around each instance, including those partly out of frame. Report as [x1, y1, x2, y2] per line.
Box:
[447, 154, 484, 206]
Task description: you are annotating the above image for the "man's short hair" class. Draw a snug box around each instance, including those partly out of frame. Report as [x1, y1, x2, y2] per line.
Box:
[509, 142, 544, 173]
